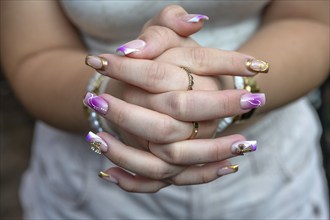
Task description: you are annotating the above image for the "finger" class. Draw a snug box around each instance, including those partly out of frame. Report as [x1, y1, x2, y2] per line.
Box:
[99, 167, 170, 193]
[154, 47, 270, 76]
[124, 89, 266, 121]
[115, 26, 198, 59]
[168, 161, 239, 186]
[149, 135, 257, 165]
[141, 5, 208, 37]
[84, 92, 213, 142]
[115, 4, 208, 59]
[96, 132, 185, 180]
[85, 49, 267, 93]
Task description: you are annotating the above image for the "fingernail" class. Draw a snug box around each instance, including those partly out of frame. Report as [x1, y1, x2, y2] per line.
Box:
[240, 93, 266, 110]
[232, 140, 257, 155]
[180, 14, 209, 23]
[83, 92, 108, 115]
[86, 131, 108, 154]
[98, 171, 118, 184]
[217, 165, 239, 176]
[246, 59, 269, 73]
[85, 55, 108, 71]
[116, 39, 146, 55]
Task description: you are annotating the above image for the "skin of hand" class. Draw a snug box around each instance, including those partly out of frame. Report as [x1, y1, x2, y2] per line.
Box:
[87, 1, 329, 192]
[1, 2, 255, 192]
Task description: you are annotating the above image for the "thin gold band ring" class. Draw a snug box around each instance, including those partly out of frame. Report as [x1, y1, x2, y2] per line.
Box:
[188, 122, 199, 139]
[181, 67, 194, 90]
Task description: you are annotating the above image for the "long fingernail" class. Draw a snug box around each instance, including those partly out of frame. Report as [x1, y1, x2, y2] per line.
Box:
[86, 131, 108, 154]
[217, 165, 239, 176]
[116, 39, 146, 55]
[240, 93, 266, 110]
[232, 140, 257, 155]
[85, 55, 108, 71]
[180, 14, 209, 23]
[98, 171, 118, 184]
[83, 92, 108, 115]
[246, 59, 269, 73]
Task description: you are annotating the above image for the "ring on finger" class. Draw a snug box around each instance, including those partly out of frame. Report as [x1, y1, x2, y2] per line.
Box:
[181, 67, 194, 90]
[188, 122, 199, 139]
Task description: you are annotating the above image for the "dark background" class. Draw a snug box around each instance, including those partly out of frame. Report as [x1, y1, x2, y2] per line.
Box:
[0, 72, 329, 219]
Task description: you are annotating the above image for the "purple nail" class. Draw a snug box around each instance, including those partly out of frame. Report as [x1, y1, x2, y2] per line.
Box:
[116, 39, 146, 55]
[181, 14, 209, 23]
[231, 140, 257, 155]
[84, 92, 108, 115]
[240, 93, 266, 110]
[86, 131, 108, 154]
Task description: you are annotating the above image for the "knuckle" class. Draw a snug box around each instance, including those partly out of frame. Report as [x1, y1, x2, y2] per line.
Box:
[145, 25, 172, 45]
[187, 47, 209, 69]
[151, 164, 175, 180]
[218, 93, 234, 117]
[151, 117, 175, 143]
[143, 62, 166, 89]
[162, 143, 183, 164]
[114, 108, 127, 126]
[168, 92, 190, 119]
[159, 5, 182, 21]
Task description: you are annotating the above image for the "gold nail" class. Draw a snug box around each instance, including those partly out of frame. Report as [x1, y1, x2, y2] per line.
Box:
[227, 164, 239, 172]
[246, 59, 269, 73]
[98, 171, 110, 178]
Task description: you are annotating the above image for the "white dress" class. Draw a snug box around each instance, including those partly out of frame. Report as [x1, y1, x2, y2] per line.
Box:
[20, 1, 329, 219]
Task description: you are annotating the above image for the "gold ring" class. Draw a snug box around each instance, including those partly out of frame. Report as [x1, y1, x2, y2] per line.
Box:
[181, 67, 194, 90]
[188, 122, 199, 139]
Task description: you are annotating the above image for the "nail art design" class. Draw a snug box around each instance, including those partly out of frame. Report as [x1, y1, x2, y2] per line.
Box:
[217, 165, 239, 176]
[232, 141, 257, 155]
[181, 14, 209, 23]
[84, 92, 108, 115]
[86, 131, 108, 154]
[85, 55, 108, 71]
[246, 59, 269, 73]
[240, 93, 266, 110]
[116, 39, 146, 55]
[98, 171, 118, 184]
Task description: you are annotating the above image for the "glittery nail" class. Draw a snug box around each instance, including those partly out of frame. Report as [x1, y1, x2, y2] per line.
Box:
[246, 59, 269, 73]
[231, 140, 257, 155]
[116, 39, 146, 55]
[83, 92, 108, 115]
[240, 93, 266, 110]
[217, 165, 239, 176]
[180, 14, 209, 23]
[85, 131, 108, 154]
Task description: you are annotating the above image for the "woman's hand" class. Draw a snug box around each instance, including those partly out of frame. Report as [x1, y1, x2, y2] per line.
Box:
[86, 130, 255, 193]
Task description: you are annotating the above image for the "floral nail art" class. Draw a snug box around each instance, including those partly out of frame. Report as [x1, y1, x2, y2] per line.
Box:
[84, 92, 108, 115]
